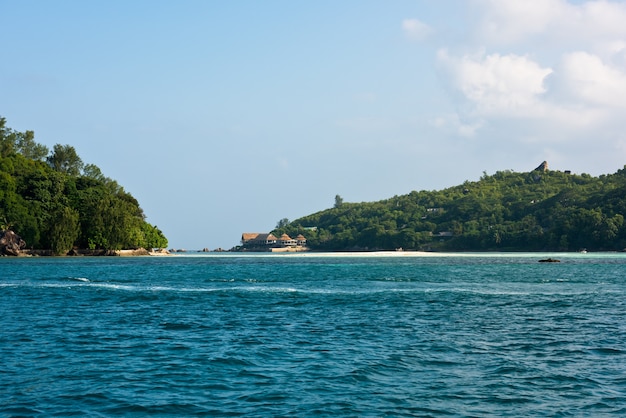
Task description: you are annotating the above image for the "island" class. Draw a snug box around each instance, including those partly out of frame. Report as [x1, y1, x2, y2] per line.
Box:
[271, 162, 626, 253]
[0, 116, 168, 256]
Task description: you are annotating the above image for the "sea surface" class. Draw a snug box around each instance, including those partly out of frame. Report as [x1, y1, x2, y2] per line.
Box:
[1, 252, 626, 417]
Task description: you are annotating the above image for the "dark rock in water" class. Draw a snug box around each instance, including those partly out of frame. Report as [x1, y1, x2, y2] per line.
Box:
[0, 229, 26, 256]
[538, 258, 560, 263]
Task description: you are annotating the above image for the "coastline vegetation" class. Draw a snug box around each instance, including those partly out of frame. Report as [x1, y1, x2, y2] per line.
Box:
[275, 164, 626, 252]
[0, 116, 167, 255]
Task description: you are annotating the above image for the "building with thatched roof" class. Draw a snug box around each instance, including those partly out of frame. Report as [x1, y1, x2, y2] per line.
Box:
[295, 234, 307, 246]
[278, 234, 296, 247]
[241, 232, 307, 250]
[241, 233, 278, 246]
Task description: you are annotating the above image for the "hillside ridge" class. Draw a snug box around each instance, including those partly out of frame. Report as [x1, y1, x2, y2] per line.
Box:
[274, 162, 626, 252]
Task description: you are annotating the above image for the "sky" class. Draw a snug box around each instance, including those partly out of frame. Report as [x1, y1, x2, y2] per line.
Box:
[2, 0, 626, 250]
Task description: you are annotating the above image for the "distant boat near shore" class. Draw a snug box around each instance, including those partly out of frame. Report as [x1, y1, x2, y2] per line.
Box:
[538, 258, 560, 263]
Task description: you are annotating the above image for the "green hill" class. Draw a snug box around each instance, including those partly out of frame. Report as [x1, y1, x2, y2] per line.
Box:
[274, 163, 626, 252]
[0, 116, 167, 255]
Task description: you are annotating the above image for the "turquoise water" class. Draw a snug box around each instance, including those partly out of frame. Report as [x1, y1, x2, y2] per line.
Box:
[1, 253, 625, 416]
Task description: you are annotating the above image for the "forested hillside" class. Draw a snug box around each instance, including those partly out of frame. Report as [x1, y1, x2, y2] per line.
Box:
[275, 164, 626, 252]
[0, 117, 167, 254]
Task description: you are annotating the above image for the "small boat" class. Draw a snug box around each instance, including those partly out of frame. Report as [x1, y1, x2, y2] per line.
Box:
[538, 258, 560, 263]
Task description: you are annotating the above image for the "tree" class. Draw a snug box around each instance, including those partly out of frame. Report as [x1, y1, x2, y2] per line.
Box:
[141, 223, 168, 249]
[15, 130, 49, 160]
[334, 194, 344, 208]
[47, 144, 84, 176]
[82, 163, 106, 182]
[46, 206, 80, 255]
[276, 218, 290, 229]
[0, 117, 16, 157]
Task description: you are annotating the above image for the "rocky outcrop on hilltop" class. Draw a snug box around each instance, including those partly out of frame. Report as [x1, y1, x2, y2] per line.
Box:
[534, 161, 548, 172]
[0, 230, 26, 256]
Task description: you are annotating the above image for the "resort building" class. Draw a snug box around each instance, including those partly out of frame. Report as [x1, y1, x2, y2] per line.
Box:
[241, 232, 307, 251]
[241, 233, 278, 246]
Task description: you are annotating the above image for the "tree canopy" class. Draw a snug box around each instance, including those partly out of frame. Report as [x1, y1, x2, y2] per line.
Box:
[274, 166, 626, 252]
[0, 116, 167, 254]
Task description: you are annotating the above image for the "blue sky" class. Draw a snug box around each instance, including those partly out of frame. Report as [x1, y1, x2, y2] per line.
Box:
[2, 0, 626, 250]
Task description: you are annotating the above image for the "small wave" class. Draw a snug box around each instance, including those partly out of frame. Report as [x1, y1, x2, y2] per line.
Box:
[89, 283, 141, 291]
[38, 276, 91, 283]
[86, 283, 213, 292]
[160, 322, 195, 331]
[590, 347, 623, 356]
[237, 286, 299, 293]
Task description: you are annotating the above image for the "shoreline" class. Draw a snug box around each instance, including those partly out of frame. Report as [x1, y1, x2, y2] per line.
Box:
[14, 248, 172, 257]
[10, 248, 624, 258]
[167, 250, 625, 258]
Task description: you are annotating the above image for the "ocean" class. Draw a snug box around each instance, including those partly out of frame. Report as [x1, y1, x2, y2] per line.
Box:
[1, 253, 625, 417]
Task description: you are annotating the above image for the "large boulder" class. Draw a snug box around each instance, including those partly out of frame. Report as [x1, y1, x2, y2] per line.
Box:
[0, 230, 26, 256]
[534, 161, 548, 172]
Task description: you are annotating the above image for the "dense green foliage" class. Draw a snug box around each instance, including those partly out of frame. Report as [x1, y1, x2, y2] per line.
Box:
[275, 166, 626, 252]
[0, 117, 167, 254]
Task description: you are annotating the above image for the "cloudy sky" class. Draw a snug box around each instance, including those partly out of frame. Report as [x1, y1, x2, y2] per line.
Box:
[2, 0, 626, 249]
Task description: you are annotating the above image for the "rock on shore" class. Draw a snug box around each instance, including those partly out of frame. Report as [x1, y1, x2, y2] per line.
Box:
[0, 230, 26, 256]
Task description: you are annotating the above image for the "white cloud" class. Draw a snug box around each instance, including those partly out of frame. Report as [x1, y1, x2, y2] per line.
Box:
[558, 51, 626, 108]
[473, 0, 626, 47]
[438, 49, 553, 117]
[402, 18, 432, 41]
[574, 0, 626, 39]
[429, 0, 626, 151]
[473, 0, 565, 44]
